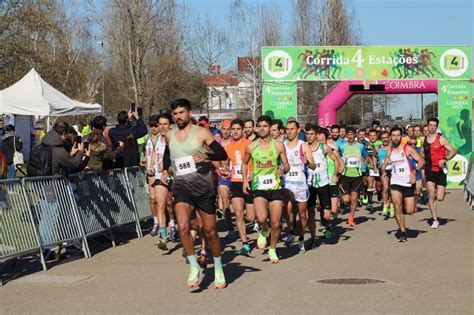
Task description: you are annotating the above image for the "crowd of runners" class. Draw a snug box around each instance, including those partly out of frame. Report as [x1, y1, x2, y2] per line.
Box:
[143, 98, 457, 289]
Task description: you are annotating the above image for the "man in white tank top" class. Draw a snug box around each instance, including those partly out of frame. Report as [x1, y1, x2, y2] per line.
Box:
[282, 120, 316, 253]
[381, 127, 424, 242]
[143, 114, 173, 250]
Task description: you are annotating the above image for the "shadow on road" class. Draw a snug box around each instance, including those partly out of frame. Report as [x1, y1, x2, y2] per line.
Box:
[386, 228, 427, 240]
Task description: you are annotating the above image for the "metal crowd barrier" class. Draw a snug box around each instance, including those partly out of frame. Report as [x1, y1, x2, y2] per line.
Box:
[1, 179, 45, 285]
[124, 167, 153, 225]
[1, 167, 151, 285]
[69, 172, 116, 247]
[96, 169, 141, 237]
[21, 176, 91, 261]
[464, 156, 474, 209]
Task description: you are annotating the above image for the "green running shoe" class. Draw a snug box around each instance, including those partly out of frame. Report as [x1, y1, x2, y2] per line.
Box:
[324, 230, 335, 239]
[389, 203, 395, 218]
[186, 267, 201, 288]
[268, 248, 279, 263]
[257, 229, 269, 250]
[214, 268, 226, 289]
[362, 196, 369, 205]
[382, 205, 389, 217]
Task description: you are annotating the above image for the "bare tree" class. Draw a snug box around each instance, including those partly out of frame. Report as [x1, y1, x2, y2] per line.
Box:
[230, 0, 283, 122]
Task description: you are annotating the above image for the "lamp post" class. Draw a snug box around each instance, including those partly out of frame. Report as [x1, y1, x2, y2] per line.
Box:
[98, 41, 105, 116]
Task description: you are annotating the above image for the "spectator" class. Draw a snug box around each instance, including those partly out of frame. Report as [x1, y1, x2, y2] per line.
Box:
[109, 109, 147, 147]
[1, 125, 23, 179]
[114, 133, 140, 168]
[41, 122, 84, 175]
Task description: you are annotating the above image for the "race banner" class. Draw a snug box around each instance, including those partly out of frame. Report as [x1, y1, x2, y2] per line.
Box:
[262, 82, 297, 124]
[262, 46, 471, 81]
[438, 80, 472, 188]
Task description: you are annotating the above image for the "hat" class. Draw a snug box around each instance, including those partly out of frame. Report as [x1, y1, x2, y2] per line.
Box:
[221, 120, 231, 129]
[148, 115, 159, 125]
[197, 121, 209, 129]
[287, 117, 297, 123]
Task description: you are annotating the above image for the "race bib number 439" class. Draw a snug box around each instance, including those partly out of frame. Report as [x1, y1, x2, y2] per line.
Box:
[174, 156, 197, 176]
[257, 174, 277, 190]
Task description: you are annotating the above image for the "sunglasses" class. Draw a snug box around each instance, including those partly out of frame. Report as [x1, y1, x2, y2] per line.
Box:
[408, 143, 416, 146]
[149, 124, 159, 128]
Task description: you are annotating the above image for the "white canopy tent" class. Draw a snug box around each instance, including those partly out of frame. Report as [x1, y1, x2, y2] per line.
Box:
[0, 68, 102, 116]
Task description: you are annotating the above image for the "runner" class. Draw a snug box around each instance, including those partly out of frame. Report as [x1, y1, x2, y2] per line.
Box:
[365, 129, 382, 211]
[244, 119, 259, 141]
[407, 136, 423, 208]
[356, 129, 371, 207]
[241, 115, 290, 263]
[374, 131, 394, 217]
[222, 119, 256, 255]
[381, 127, 424, 242]
[216, 120, 235, 240]
[306, 126, 340, 248]
[270, 119, 284, 141]
[422, 118, 457, 229]
[338, 124, 347, 142]
[339, 127, 368, 226]
[143, 113, 173, 250]
[283, 120, 316, 253]
[161, 99, 228, 289]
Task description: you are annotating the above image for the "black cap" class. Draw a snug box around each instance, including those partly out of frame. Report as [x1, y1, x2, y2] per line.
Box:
[148, 115, 159, 125]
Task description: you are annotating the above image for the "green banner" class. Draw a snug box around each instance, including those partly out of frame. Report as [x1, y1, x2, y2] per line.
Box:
[262, 83, 297, 124]
[262, 46, 471, 81]
[438, 80, 472, 188]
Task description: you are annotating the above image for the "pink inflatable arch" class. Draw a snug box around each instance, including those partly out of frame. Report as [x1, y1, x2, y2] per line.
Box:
[317, 80, 438, 127]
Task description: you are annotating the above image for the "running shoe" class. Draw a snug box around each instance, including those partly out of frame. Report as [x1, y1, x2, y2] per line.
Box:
[238, 243, 251, 255]
[284, 233, 294, 247]
[186, 267, 201, 288]
[169, 227, 177, 242]
[216, 208, 224, 219]
[347, 216, 356, 227]
[257, 230, 269, 250]
[157, 237, 168, 251]
[324, 230, 334, 239]
[309, 238, 317, 249]
[362, 195, 369, 205]
[150, 224, 159, 237]
[332, 211, 339, 219]
[252, 222, 260, 233]
[197, 254, 207, 269]
[225, 229, 236, 240]
[268, 248, 279, 263]
[430, 220, 439, 229]
[298, 240, 305, 254]
[389, 203, 395, 218]
[214, 268, 226, 289]
[398, 231, 408, 242]
[382, 205, 389, 217]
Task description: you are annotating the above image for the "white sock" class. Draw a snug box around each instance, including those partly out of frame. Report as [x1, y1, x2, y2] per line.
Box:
[153, 217, 158, 224]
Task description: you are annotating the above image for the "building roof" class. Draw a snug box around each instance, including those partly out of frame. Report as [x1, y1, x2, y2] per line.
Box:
[202, 74, 239, 87]
[238, 56, 261, 73]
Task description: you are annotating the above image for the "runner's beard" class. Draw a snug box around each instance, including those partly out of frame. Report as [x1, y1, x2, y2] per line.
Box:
[176, 118, 189, 130]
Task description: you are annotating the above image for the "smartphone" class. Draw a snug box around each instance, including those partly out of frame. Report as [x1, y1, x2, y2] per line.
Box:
[75, 135, 82, 144]
[130, 102, 136, 112]
[84, 142, 90, 150]
[137, 106, 143, 118]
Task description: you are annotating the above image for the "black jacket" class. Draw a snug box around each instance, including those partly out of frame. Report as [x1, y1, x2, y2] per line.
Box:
[109, 118, 147, 147]
[1, 132, 23, 165]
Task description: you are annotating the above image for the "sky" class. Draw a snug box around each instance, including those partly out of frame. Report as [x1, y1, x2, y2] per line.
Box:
[184, 0, 473, 119]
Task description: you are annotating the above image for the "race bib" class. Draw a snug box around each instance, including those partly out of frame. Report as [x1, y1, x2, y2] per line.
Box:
[346, 156, 360, 168]
[257, 174, 276, 190]
[369, 169, 379, 177]
[394, 166, 406, 174]
[174, 156, 197, 176]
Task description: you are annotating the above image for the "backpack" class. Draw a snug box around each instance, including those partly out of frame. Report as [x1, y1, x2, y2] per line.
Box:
[27, 144, 54, 176]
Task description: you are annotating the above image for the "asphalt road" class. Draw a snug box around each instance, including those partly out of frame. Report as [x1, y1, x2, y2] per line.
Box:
[1, 190, 472, 314]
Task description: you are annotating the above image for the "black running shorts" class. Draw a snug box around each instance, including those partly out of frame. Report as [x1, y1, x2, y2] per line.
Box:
[230, 182, 254, 204]
[390, 184, 415, 198]
[425, 170, 447, 187]
[173, 194, 216, 215]
[308, 185, 331, 210]
[253, 189, 284, 202]
[340, 175, 363, 195]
